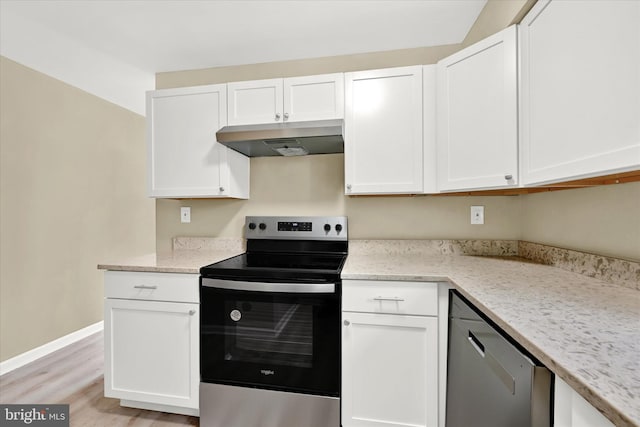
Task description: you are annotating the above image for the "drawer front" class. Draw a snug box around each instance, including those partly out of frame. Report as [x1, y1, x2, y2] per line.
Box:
[104, 271, 199, 303]
[342, 280, 438, 316]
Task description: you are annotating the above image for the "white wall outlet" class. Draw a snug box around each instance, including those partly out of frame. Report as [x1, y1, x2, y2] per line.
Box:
[470, 205, 484, 225]
[180, 207, 191, 224]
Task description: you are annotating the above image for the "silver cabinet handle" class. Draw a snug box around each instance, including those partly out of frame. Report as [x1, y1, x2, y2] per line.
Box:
[134, 285, 157, 290]
[343, 320, 350, 326]
[505, 174, 513, 180]
[202, 278, 335, 294]
[346, 184, 352, 190]
[373, 296, 405, 302]
[189, 309, 196, 316]
[275, 113, 281, 121]
[283, 112, 289, 121]
[219, 186, 225, 192]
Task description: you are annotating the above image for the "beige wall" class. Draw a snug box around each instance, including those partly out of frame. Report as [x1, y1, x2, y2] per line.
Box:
[0, 57, 156, 362]
[156, 44, 460, 89]
[520, 183, 640, 261]
[461, 0, 536, 47]
[156, 155, 522, 252]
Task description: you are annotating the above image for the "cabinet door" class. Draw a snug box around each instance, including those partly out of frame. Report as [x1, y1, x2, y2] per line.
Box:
[519, 0, 640, 185]
[147, 84, 248, 198]
[283, 73, 344, 122]
[437, 26, 518, 192]
[423, 65, 438, 193]
[342, 312, 438, 427]
[104, 298, 199, 410]
[554, 377, 615, 427]
[227, 78, 283, 125]
[345, 66, 423, 195]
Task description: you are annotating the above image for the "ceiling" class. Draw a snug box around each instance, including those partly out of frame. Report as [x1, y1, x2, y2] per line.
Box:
[0, 0, 486, 115]
[1, 0, 486, 73]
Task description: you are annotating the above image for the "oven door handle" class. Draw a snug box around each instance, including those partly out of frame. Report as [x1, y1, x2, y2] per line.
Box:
[201, 278, 336, 294]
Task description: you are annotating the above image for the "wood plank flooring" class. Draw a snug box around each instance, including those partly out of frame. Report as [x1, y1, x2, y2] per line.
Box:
[0, 331, 198, 426]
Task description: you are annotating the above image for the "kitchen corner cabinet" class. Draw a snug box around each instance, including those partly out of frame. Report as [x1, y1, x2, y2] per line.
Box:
[437, 25, 518, 192]
[341, 280, 439, 427]
[554, 377, 614, 427]
[147, 84, 249, 199]
[344, 66, 424, 195]
[104, 271, 199, 416]
[519, 0, 640, 185]
[227, 73, 344, 125]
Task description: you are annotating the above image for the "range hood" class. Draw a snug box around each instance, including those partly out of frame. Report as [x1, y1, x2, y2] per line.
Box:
[216, 119, 344, 157]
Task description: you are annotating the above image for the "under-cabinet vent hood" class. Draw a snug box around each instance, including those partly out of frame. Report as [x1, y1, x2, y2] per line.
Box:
[216, 119, 344, 157]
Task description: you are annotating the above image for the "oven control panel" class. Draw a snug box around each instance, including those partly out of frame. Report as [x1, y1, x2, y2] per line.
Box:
[278, 221, 313, 232]
[245, 216, 347, 240]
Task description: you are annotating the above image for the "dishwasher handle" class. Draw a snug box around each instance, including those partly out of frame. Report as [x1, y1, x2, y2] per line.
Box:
[468, 330, 485, 355]
[467, 329, 516, 395]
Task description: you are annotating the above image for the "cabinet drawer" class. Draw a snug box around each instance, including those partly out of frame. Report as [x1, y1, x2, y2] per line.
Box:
[104, 271, 198, 303]
[342, 280, 438, 316]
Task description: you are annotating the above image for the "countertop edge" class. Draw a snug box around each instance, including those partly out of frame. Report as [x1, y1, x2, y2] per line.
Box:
[97, 264, 200, 274]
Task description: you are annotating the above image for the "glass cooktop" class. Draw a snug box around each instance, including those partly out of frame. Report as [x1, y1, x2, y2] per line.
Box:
[200, 252, 346, 283]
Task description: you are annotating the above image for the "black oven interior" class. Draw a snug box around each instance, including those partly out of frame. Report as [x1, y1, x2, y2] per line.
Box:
[200, 287, 340, 396]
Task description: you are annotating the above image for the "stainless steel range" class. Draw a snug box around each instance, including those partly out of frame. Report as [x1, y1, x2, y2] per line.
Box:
[199, 216, 348, 427]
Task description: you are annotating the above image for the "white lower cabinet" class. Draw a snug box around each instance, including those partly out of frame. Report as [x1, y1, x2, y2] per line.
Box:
[103, 271, 199, 416]
[554, 377, 615, 427]
[342, 280, 440, 427]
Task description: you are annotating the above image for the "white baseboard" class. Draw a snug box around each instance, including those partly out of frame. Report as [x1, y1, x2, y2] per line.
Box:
[0, 321, 104, 376]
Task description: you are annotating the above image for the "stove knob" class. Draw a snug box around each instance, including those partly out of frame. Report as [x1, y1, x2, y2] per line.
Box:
[324, 224, 331, 232]
[248, 222, 256, 230]
[259, 223, 267, 230]
[335, 224, 343, 233]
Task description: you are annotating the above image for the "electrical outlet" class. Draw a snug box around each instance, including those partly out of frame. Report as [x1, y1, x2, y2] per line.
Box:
[180, 207, 191, 223]
[470, 206, 484, 225]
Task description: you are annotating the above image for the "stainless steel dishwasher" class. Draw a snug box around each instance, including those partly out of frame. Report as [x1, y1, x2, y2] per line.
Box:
[446, 290, 553, 427]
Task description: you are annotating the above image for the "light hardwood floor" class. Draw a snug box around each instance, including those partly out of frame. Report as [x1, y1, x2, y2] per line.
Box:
[0, 331, 198, 426]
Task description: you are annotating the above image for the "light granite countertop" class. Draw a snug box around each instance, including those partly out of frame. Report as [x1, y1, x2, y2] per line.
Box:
[97, 237, 245, 273]
[98, 238, 639, 426]
[343, 242, 640, 427]
[97, 249, 242, 273]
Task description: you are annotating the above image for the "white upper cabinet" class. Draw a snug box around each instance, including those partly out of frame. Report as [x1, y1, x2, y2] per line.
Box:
[227, 78, 283, 126]
[519, 0, 640, 185]
[344, 66, 424, 195]
[227, 73, 344, 125]
[437, 25, 518, 192]
[284, 74, 345, 122]
[423, 65, 438, 194]
[147, 84, 249, 199]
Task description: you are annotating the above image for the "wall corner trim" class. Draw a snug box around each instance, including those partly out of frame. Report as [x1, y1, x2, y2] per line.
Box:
[0, 321, 104, 376]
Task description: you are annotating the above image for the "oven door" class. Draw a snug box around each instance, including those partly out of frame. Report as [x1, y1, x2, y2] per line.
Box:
[200, 278, 340, 397]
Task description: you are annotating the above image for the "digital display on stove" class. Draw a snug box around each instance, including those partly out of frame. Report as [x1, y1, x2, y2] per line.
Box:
[278, 221, 312, 232]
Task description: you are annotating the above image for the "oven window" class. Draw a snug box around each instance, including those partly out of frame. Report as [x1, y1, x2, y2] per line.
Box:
[200, 284, 340, 395]
[226, 301, 312, 368]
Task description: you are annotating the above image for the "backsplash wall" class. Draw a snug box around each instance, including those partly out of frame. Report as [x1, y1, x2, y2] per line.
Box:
[156, 155, 640, 262]
[156, 154, 523, 252]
